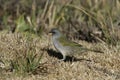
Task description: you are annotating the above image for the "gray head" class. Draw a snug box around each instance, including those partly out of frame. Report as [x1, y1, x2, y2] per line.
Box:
[49, 28, 62, 38]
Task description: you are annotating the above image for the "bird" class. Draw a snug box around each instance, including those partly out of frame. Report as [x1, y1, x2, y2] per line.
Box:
[49, 28, 102, 61]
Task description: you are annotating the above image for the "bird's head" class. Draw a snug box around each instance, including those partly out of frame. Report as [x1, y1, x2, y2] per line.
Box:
[49, 28, 62, 38]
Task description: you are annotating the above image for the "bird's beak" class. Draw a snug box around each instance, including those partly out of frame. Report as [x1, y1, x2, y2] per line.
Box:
[49, 30, 53, 34]
[49, 31, 52, 33]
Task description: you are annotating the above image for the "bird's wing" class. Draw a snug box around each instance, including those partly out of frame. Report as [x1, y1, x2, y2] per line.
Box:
[58, 36, 83, 47]
[58, 36, 103, 53]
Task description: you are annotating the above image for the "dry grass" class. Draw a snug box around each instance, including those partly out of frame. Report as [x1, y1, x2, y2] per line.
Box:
[0, 31, 120, 80]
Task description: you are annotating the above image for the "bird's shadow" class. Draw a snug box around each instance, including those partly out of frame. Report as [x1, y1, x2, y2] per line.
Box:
[46, 48, 91, 62]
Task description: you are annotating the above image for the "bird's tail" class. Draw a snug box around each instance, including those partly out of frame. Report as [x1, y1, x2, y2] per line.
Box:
[79, 47, 103, 53]
[87, 48, 103, 53]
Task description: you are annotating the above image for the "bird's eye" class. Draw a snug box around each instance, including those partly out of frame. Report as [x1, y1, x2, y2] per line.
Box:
[53, 31, 56, 34]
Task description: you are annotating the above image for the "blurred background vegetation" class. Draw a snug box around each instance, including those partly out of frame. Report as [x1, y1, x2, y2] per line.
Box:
[0, 0, 120, 45]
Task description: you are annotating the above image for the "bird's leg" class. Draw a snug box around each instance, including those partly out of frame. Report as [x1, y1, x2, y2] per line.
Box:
[72, 56, 75, 62]
[53, 55, 66, 63]
[61, 55, 66, 61]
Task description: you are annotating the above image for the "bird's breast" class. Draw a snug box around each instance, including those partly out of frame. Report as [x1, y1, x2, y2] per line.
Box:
[53, 39, 63, 51]
[52, 37, 74, 56]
